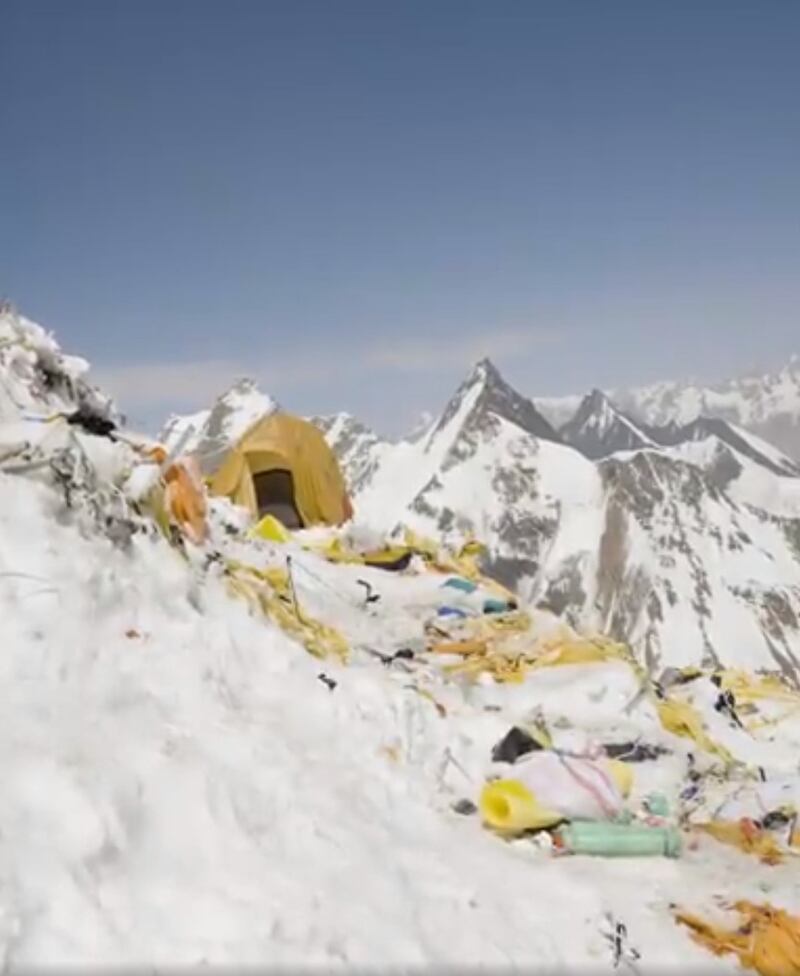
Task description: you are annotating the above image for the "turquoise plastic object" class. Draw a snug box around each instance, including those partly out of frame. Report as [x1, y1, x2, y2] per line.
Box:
[555, 821, 681, 858]
[483, 598, 511, 614]
[643, 792, 670, 817]
[442, 577, 478, 594]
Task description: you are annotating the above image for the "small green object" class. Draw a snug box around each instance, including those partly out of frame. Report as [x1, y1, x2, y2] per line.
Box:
[644, 792, 669, 817]
[555, 820, 682, 858]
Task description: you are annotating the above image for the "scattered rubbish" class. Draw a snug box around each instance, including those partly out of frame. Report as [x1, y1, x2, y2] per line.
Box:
[452, 798, 477, 816]
[480, 751, 629, 833]
[714, 688, 745, 729]
[759, 809, 795, 831]
[437, 606, 469, 619]
[491, 726, 544, 764]
[442, 577, 478, 594]
[602, 913, 641, 971]
[163, 456, 208, 545]
[480, 779, 564, 833]
[675, 901, 800, 976]
[656, 698, 732, 764]
[65, 404, 117, 439]
[356, 579, 381, 606]
[554, 821, 681, 858]
[250, 513, 291, 543]
[317, 673, 337, 692]
[696, 819, 785, 865]
[642, 793, 670, 818]
[226, 559, 349, 662]
[410, 685, 447, 718]
[603, 741, 669, 762]
[363, 550, 413, 572]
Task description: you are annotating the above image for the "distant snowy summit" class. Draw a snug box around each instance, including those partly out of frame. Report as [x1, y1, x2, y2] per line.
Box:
[537, 354, 800, 460]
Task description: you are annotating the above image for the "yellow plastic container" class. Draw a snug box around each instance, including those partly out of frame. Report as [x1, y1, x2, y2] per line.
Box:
[479, 779, 563, 833]
[250, 514, 291, 543]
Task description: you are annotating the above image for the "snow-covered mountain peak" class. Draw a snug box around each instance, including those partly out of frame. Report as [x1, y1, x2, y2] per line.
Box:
[560, 389, 655, 460]
[426, 358, 561, 457]
[536, 353, 800, 460]
[161, 378, 278, 464]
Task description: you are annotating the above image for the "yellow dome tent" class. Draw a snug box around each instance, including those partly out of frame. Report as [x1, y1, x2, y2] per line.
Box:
[206, 412, 353, 528]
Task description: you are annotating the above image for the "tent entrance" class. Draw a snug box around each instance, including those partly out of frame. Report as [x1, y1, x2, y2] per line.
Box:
[253, 468, 303, 529]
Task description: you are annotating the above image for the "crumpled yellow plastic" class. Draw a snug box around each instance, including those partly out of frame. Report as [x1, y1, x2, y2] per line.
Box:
[675, 901, 800, 976]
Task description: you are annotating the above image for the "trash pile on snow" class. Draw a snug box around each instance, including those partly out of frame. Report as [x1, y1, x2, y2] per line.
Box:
[1, 304, 800, 971]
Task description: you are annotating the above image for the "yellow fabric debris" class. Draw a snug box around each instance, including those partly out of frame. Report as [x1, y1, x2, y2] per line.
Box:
[427, 625, 632, 685]
[696, 820, 785, 865]
[656, 698, 733, 764]
[675, 901, 800, 976]
[717, 670, 800, 706]
[225, 560, 349, 662]
[163, 456, 208, 545]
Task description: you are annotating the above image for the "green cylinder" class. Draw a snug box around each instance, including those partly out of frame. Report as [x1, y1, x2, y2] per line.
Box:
[555, 820, 682, 858]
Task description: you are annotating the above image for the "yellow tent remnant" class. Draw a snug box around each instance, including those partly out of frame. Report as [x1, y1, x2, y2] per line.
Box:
[207, 412, 352, 527]
[717, 670, 800, 706]
[656, 698, 733, 764]
[675, 901, 800, 976]
[696, 820, 785, 865]
[225, 559, 349, 662]
[427, 626, 632, 685]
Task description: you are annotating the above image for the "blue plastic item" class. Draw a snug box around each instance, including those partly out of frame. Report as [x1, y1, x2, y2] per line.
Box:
[442, 577, 478, 594]
[437, 606, 469, 619]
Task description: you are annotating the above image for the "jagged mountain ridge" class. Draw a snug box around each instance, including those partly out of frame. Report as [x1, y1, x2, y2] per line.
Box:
[559, 389, 657, 459]
[312, 361, 800, 682]
[558, 390, 800, 486]
[536, 355, 800, 460]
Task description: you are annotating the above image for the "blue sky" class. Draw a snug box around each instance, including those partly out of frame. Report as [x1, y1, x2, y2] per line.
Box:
[2, 1, 799, 434]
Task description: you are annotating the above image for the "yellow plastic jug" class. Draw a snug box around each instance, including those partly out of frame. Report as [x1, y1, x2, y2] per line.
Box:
[479, 779, 563, 833]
